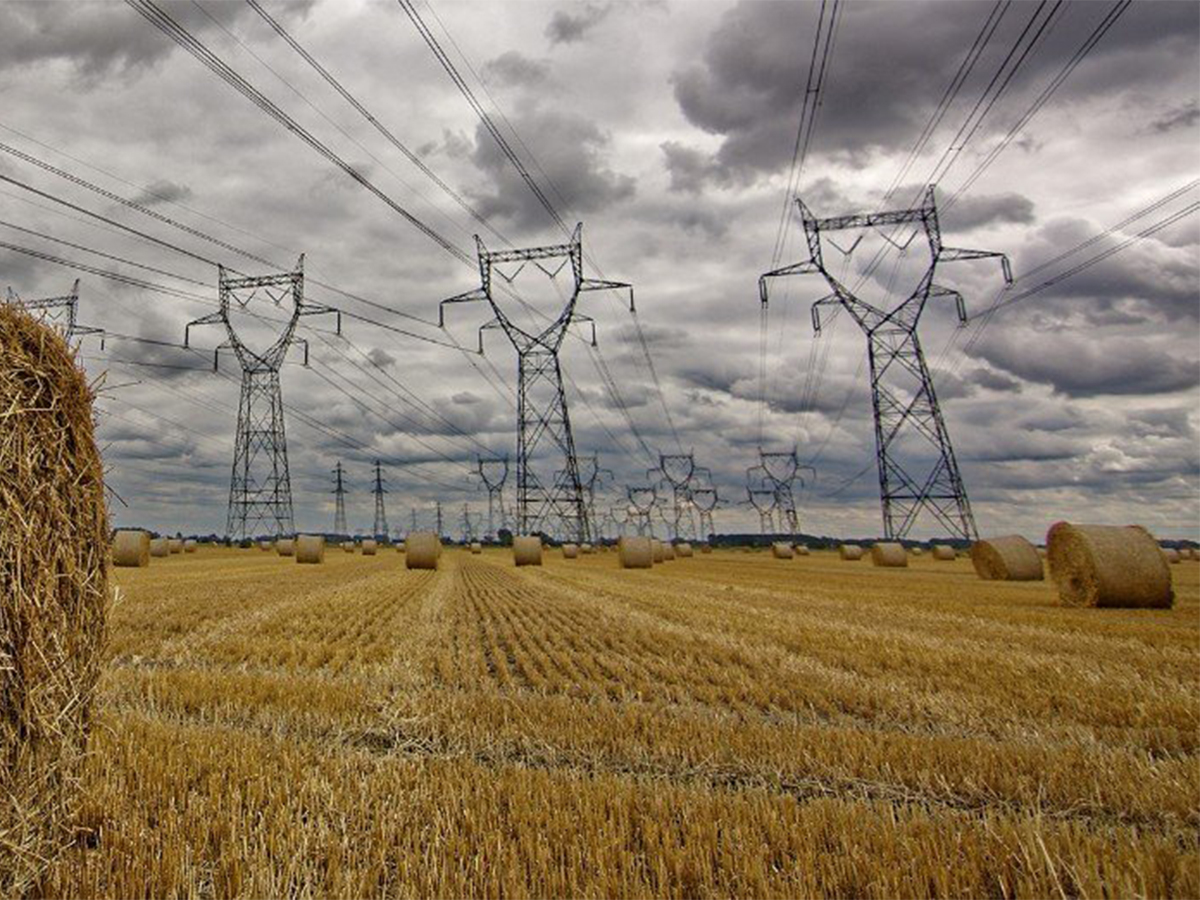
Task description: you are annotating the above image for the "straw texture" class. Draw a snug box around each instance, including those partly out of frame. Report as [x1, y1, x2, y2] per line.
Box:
[295, 535, 325, 564]
[839, 545, 864, 561]
[112, 530, 149, 567]
[1046, 522, 1173, 609]
[870, 543, 908, 568]
[618, 536, 653, 569]
[513, 536, 542, 567]
[362, 540, 378, 556]
[276, 539, 295, 557]
[970, 535, 1044, 581]
[0, 305, 109, 895]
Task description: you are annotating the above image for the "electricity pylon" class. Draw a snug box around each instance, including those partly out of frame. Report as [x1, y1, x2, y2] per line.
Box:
[186, 256, 339, 539]
[760, 187, 1012, 540]
[476, 454, 509, 538]
[747, 484, 778, 535]
[627, 485, 658, 537]
[691, 486, 719, 540]
[331, 461, 348, 536]
[435, 502, 444, 539]
[371, 460, 389, 540]
[578, 453, 614, 543]
[460, 503, 475, 542]
[439, 224, 632, 542]
[757, 448, 813, 539]
[6, 279, 104, 344]
[649, 453, 700, 541]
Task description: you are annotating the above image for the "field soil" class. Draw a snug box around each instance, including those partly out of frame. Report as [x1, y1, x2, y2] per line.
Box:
[44, 547, 1200, 898]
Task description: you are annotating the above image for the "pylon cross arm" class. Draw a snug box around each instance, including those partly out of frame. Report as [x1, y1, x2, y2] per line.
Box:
[438, 288, 488, 327]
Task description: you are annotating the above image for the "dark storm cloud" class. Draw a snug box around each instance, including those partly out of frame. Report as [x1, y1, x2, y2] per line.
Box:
[468, 103, 635, 231]
[667, 1, 1200, 188]
[971, 330, 1199, 397]
[367, 347, 396, 369]
[1149, 100, 1200, 134]
[970, 367, 1022, 394]
[545, 2, 614, 45]
[481, 51, 551, 88]
[131, 179, 193, 207]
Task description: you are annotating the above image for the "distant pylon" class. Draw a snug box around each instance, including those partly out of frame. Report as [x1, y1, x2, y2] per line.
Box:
[332, 461, 348, 536]
[435, 501, 443, 539]
[371, 460, 389, 539]
[185, 256, 339, 539]
[691, 487, 718, 540]
[439, 224, 632, 541]
[476, 454, 509, 538]
[760, 187, 1012, 540]
[6, 279, 104, 344]
[627, 485, 657, 537]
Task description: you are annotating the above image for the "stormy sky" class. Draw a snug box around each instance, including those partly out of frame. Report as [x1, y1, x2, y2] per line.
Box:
[1, 0, 1197, 540]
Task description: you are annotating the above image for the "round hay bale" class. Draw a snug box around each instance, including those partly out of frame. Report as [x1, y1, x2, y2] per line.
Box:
[295, 534, 325, 564]
[652, 540, 666, 564]
[112, 530, 150, 567]
[663, 543, 676, 561]
[183, 539, 197, 553]
[276, 539, 295, 557]
[1161, 547, 1181, 564]
[580, 542, 594, 554]
[1046, 522, 1173, 608]
[405, 532, 441, 570]
[396, 542, 406, 552]
[513, 535, 542, 567]
[870, 542, 908, 568]
[838, 544, 864, 561]
[794, 544, 811, 556]
[169, 538, 184, 554]
[258, 540, 273, 552]
[772, 542, 794, 559]
[932, 544, 956, 561]
[699, 543, 712, 554]
[362, 539, 378, 556]
[469, 541, 482, 554]
[618, 536, 653, 569]
[342, 541, 355, 553]
[970, 535, 1043, 581]
[0, 304, 109, 894]
[910, 547, 924, 557]
[675, 542, 693, 558]
[562, 543, 579, 559]
[149, 538, 170, 558]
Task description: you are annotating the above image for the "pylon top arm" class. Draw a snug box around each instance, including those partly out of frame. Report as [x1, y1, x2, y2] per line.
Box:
[579, 278, 634, 312]
[939, 246, 1014, 284]
[928, 284, 969, 325]
[759, 260, 822, 305]
[298, 301, 341, 335]
[438, 287, 488, 327]
[810, 293, 842, 334]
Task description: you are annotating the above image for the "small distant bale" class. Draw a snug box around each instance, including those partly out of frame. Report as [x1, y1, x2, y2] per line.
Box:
[838, 545, 864, 561]
[870, 542, 908, 568]
[396, 542, 406, 552]
[562, 543, 579, 559]
[618, 536, 653, 569]
[652, 540, 666, 563]
[1046, 522, 1173, 608]
[932, 545, 957, 561]
[513, 535, 542, 567]
[342, 541, 355, 553]
[0, 304, 109, 894]
[362, 539, 378, 555]
[970, 535, 1043, 581]
[183, 539, 197, 553]
[794, 544, 810, 556]
[149, 538, 170, 558]
[169, 538, 184, 554]
[405, 532, 441, 570]
[258, 540, 273, 552]
[112, 530, 150, 567]
[469, 541, 482, 554]
[675, 542, 693, 558]
[699, 544, 712, 554]
[296, 535, 325, 564]
[276, 539, 295, 557]
[580, 543, 594, 554]
[1161, 547, 1181, 564]
[663, 543, 676, 560]
[910, 547, 923, 556]
[772, 542, 794, 560]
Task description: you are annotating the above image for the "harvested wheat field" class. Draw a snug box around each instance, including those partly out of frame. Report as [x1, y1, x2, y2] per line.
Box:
[42, 546, 1199, 898]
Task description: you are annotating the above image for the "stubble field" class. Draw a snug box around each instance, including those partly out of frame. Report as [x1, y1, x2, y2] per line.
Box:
[43, 545, 1200, 898]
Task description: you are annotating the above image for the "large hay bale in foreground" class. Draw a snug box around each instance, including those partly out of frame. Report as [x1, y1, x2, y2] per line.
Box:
[0, 305, 109, 894]
[838, 545, 864, 561]
[112, 530, 150, 567]
[513, 535, 542, 566]
[362, 539, 378, 556]
[1046, 522, 1173, 608]
[296, 535, 325, 564]
[406, 532, 441, 570]
[149, 538, 169, 558]
[772, 542, 794, 559]
[276, 539, 295, 557]
[562, 543, 579, 559]
[970, 535, 1043, 581]
[870, 542, 908, 568]
[675, 542, 693, 558]
[932, 544, 956, 561]
[618, 536, 653, 569]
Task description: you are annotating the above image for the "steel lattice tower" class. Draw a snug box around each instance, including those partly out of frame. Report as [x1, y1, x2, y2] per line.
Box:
[186, 256, 339, 539]
[476, 454, 510, 539]
[6, 279, 104, 344]
[440, 225, 632, 542]
[626, 485, 657, 537]
[578, 453, 614, 543]
[691, 487, 718, 540]
[372, 460, 389, 539]
[649, 453, 700, 541]
[760, 187, 1012, 540]
[756, 449, 813, 539]
[332, 461, 348, 536]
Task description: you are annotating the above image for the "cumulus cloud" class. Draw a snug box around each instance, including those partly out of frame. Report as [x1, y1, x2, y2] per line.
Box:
[545, 3, 613, 45]
[481, 51, 551, 88]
